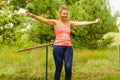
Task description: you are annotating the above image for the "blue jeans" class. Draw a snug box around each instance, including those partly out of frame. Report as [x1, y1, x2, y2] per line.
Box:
[53, 45, 73, 80]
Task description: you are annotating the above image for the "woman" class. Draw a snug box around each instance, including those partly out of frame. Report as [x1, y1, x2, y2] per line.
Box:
[27, 5, 100, 80]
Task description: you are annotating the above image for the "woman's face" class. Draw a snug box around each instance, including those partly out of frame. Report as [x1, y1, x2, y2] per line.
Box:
[60, 9, 69, 21]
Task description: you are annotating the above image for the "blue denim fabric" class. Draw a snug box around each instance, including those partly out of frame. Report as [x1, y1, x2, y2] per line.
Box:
[53, 45, 73, 80]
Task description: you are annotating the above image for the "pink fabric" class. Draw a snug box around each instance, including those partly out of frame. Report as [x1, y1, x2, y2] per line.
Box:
[54, 23, 72, 46]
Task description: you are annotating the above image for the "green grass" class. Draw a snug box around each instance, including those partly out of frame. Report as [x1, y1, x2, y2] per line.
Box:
[98, 75, 120, 80]
[0, 45, 120, 80]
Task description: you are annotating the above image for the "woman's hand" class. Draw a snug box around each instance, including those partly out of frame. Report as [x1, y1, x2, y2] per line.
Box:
[95, 18, 101, 23]
[26, 12, 33, 17]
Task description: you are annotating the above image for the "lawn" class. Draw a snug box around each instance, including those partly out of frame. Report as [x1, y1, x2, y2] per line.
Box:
[0, 45, 120, 80]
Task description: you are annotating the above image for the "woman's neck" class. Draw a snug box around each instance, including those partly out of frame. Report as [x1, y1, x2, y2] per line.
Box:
[60, 18, 67, 23]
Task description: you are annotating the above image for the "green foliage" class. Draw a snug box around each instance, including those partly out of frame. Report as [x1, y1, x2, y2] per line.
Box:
[26, 0, 60, 18]
[0, 4, 28, 45]
[10, 0, 27, 8]
[28, 22, 55, 44]
[69, 0, 117, 48]
[0, 5, 15, 45]
[97, 36, 114, 48]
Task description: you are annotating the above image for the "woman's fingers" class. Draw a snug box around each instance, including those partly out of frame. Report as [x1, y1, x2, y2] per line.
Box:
[26, 12, 32, 17]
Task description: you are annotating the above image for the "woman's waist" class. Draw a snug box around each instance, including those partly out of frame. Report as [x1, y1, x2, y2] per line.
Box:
[55, 36, 70, 40]
[54, 39, 71, 46]
[55, 33, 70, 37]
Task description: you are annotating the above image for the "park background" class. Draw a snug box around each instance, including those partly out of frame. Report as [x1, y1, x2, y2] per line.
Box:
[0, 0, 120, 80]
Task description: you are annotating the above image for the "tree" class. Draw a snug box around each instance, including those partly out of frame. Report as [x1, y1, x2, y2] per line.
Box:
[0, 2, 29, 45]
[69, 0, 117, 48]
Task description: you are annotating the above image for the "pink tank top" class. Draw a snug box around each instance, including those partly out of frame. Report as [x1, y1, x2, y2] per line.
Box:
[54, 22, 72, 46]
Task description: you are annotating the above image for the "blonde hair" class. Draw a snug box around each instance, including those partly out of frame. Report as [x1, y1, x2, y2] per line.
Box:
[59, 5, 68, 13]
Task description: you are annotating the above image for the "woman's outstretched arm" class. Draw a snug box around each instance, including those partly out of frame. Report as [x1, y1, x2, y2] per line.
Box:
[71, 18, 101, 27]
[27, 12, 56, 26]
